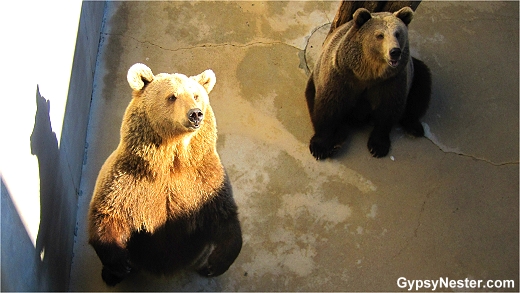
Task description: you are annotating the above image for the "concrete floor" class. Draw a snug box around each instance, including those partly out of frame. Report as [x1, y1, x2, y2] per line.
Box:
[70, 1, 519, 291]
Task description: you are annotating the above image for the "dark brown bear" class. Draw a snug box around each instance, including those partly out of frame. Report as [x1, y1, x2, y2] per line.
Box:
[306, 7, 431, 159]
[88, 63, 242, 286]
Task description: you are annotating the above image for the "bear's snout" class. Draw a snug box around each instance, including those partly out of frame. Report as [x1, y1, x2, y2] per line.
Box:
[389, 48, 402, 67]
[390, 48, 401, 59]
[188, 108, 204, 129]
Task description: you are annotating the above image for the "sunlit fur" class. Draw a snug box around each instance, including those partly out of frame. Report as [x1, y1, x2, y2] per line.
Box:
[88, 64, 241, 286]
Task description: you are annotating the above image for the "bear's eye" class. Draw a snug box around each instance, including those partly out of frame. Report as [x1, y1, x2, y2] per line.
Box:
[395, 32, 401, 39]
[167, 94, 177, 102]
[194, 94, 199, 101]
[376, 33, 384, 40]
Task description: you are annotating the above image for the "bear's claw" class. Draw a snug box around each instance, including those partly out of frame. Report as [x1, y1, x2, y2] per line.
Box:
[310, 135, 339, 160]
[367, 135, 391, 158]
[197, 265, 215, 277]
[101, 265, 132, 286]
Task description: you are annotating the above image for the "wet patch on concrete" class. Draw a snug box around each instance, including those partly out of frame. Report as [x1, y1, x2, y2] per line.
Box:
[70, 1, 518, 291]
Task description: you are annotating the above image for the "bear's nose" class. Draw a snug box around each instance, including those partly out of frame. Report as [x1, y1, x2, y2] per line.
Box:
[188, 108, 204, 125]
[389, 48, 401, 59]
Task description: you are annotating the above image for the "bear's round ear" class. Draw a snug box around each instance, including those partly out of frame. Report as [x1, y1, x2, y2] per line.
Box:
[394, 7, 414, 26]
[353, 8, 372, 28]
[191, 69, 216, 94]
[127, 63, 154, 91]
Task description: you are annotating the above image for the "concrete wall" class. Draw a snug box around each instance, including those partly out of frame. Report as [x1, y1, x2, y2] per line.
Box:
[0, 1, 105, 291]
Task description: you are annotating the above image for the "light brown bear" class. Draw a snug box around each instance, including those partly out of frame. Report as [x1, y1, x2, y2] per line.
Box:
[306, 7, 431, 159]
[88, 63, 242, 286]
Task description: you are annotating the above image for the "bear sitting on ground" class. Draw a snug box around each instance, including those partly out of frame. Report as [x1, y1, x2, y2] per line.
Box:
[88, 63, 242, 286]
[305, 7, 431, 159]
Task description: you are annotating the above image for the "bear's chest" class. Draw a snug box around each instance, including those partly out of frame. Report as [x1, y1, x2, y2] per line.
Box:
[155, 157, 225, 216]
[129, 162, 223, 233]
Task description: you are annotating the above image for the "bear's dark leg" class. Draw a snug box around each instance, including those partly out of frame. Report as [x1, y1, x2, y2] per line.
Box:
[305, 74, 316, 114]
[306, 74, 337, 160]
[195, 178, 242, 277]
[368, 120, 393, 158]
[196, 216, 242, 277]
[90, 241, 133, 286]
[307, 81, 354, 160]
[349, 93, 372, 126]
[400, 57, 432, 137]
[366, 80, 407, 158]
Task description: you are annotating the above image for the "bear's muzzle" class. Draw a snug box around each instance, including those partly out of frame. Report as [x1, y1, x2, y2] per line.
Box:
[388, 48, 402, 67]
[188, 108, 204, 129]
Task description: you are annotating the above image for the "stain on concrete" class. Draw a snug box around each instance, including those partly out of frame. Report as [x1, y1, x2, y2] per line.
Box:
[70, 1, 518, 291]
[410, 2, 519, 164]
[164, 2, 258, 45]
[236, 45, 310, 143]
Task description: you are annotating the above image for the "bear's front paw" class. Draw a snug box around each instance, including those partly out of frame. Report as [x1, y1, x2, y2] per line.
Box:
[197, 265, 216, 277]
[309, 135, 339, 160]
[367, 135, 390, 158]
[101, 260, 132, 286]
[101, 262, 132, 286]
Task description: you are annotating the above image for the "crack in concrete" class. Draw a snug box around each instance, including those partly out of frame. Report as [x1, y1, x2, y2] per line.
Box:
[422, 122, 519, 167]
[425, 138, 519, 166]
[392, 188, 434, 260]
[105, 32, 301, 53]
[301, 22, 331, 74]
[105, 32, 519, 169]
[413, 200, 426, 238]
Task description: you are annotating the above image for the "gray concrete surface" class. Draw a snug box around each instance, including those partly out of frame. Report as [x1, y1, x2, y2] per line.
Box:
[70, 1, 518, 291]
[1, 2, 104, 291]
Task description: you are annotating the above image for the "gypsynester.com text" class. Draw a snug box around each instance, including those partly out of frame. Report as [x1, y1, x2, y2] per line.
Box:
[397, 277, 515, 291]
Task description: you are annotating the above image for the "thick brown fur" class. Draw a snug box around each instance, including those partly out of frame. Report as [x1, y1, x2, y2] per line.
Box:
[306, 7, 431, 159]
[88, 63, 242, 286]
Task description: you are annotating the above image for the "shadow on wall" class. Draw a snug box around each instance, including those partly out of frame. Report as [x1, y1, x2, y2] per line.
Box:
[2, 87, 74, 291]
[28, 85, 70, 290]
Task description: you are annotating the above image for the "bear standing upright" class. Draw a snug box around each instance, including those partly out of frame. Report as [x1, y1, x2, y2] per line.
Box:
[88, 63, 242, 286]
[305, 7, 431, 159]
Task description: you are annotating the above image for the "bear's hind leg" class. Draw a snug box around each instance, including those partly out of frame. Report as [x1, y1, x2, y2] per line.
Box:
[196, 217, 242, 277]
[400, 57, 432, 137]
[91, 241, 133, 286]
[89, 215, 134, 286]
